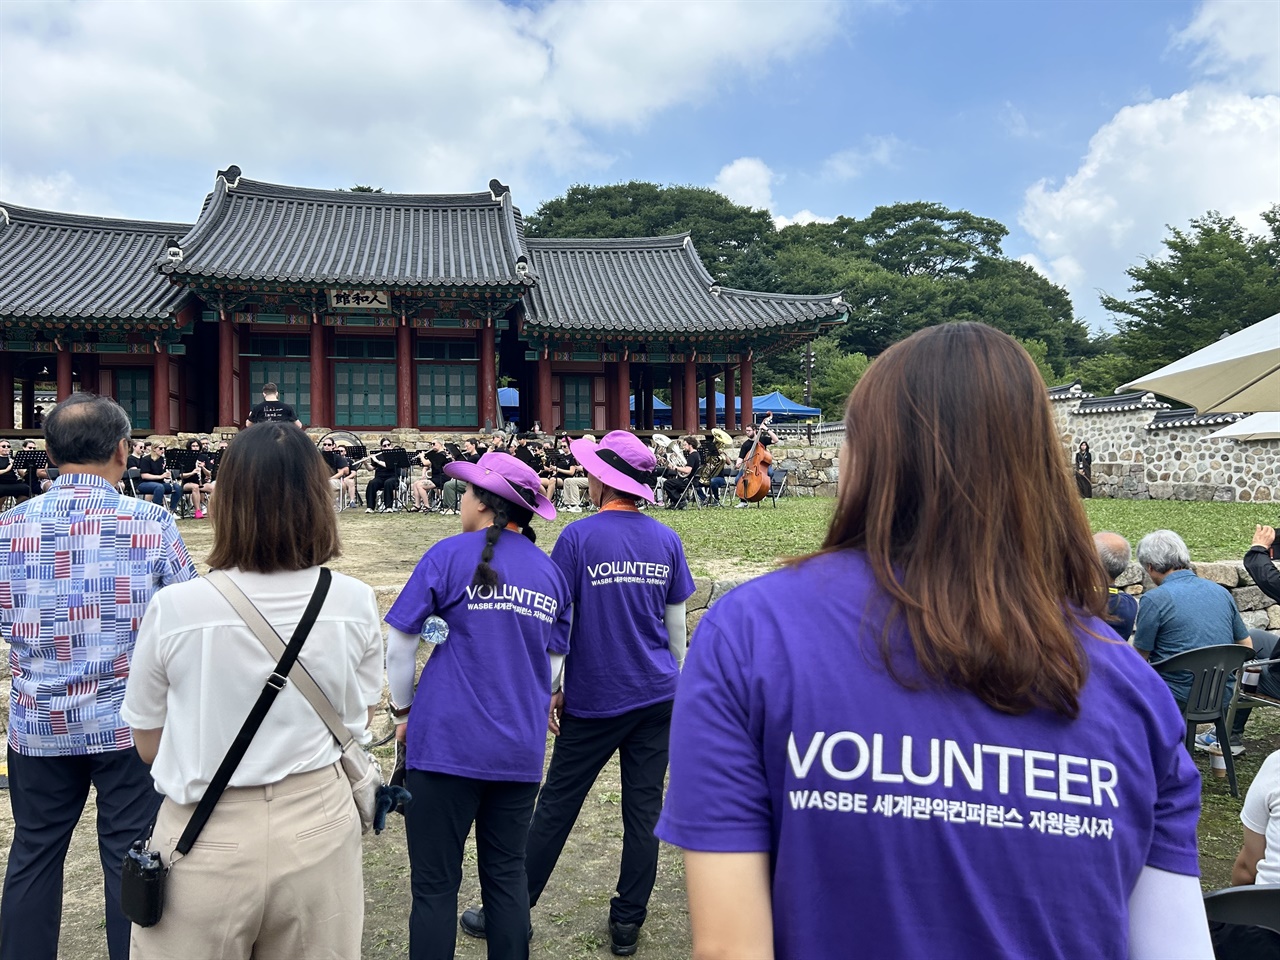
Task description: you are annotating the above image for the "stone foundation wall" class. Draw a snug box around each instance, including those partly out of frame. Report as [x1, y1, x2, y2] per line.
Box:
[1052, 400, 1280, 502]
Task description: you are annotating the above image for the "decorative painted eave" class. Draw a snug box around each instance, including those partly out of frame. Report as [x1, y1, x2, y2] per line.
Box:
[0, 202, 192, 323]
[1076, 391, 1171, 414]
[522, 233, 846, 338]
[1147, 408, 1246, 431]
[158, 167, 534, 290]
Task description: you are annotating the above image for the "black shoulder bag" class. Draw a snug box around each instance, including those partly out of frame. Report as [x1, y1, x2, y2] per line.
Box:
[121, 569, 332, 927]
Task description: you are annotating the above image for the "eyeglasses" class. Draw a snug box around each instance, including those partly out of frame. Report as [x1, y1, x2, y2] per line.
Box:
[322, 443, 334, 448]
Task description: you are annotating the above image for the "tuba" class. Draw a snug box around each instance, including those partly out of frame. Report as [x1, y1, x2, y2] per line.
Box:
[696, 429, 733, 483]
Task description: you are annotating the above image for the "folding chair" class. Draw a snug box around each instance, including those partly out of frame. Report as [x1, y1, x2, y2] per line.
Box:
[751, 468, 789, 507]
[121, 467, 141, 497]
[1202, 884, 1280, 932]
[1151, 644, 1252, 797]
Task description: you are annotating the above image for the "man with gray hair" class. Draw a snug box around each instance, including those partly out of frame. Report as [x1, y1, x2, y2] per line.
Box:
[0, 394, 197, 960]
[1093, 531, 1138, 641]
[1133, 529, 1252, 752]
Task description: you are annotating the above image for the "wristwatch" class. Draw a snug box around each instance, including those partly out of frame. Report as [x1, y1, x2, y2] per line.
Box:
[390, 702, 412, 720]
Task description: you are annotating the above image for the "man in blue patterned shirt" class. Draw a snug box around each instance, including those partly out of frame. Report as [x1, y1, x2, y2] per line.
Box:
[0, 394, 197, 960]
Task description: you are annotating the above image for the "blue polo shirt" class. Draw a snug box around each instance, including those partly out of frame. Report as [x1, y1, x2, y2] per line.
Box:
[1133, 569, 1249, 704]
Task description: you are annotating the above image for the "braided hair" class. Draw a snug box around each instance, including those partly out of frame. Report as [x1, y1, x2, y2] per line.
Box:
[470, 485, 536, 587]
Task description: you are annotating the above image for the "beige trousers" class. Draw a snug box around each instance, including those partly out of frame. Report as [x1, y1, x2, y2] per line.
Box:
[562, 476, 589, 506]
[130, 763, 363, 960]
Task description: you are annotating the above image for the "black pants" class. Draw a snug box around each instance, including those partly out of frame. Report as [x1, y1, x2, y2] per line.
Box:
[525, 699, 672, 927]
[1211, 921, 1280, 960]
[404, 769, 539, 960]
[1231, 628, 1280, 737]
[367, 475, 398, 510]
[1, 747, 162, 960]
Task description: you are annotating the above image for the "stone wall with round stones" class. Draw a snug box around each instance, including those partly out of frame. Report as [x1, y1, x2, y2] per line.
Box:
[1052, 397, 1280, 503]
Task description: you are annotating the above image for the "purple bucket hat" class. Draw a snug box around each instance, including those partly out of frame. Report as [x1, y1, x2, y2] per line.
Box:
[571, 430, 657, 503]
[444, 451, 556, 520]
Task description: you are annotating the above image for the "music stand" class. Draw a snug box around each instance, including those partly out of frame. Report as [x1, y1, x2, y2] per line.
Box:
[13, 450, 48, 494]
[168, 450, 200, 480]
[382, 449, 411, 472]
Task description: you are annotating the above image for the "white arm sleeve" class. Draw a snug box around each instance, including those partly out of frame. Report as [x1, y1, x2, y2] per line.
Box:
[1127, 865, 1213, 960]
[665, 602, 688, 668]
[549, 653, 565, 693]
[386, 626, 420, 710]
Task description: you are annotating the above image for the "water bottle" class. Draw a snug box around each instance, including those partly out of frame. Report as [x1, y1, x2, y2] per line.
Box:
[421, 615, 449, 646]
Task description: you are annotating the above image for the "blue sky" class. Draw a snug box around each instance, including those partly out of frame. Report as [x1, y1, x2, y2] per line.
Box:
[1, 0, 1276, 331]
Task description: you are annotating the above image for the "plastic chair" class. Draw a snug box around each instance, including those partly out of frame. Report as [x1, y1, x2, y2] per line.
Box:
[1202, 884, 1280, 932]
[1225, 655, 1280, 735]
[1151, 644, 1252, 797]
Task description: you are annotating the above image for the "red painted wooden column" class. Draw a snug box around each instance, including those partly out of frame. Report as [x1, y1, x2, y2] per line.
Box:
[56, 346, 73, 401]
[395, 322, 412, 428]
[0, 352, 13, 430]
[616, 357, 630, 431]
[218, 309, 236, 426]
[152, 346, 171, 435]
[536, 357, 553, 433]
[723, 363, 736, 431]
[670, 365, 684, 431]
[682, 360, 698, 436]
[478, 322, 497, 430]
[740, 357, 754, 427]
[705, 369, 718, 429]
[311, 315, 327, 428]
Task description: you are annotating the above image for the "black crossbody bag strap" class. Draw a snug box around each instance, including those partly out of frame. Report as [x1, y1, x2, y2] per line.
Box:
[173, 568, 333, 857]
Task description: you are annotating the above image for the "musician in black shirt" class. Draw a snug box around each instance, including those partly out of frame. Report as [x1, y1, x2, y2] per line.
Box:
[662, 436, 702, 509]
[138, 442, 183, 512]
[0, 440, 32, 503]
[439, 439, 480, 514]
[365, 438, 399, 513]
[320, 438, 350, 507]
[245, 383, 302, 429]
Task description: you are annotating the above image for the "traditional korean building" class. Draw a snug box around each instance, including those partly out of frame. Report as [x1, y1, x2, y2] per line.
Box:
[1, 166, 847, 435]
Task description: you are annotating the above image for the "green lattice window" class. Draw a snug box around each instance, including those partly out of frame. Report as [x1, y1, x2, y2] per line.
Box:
[336, 363, 396, 427]
[562, 375, 593, 430]
[417, 364, 477, 428]
[115, 368, 152, 430]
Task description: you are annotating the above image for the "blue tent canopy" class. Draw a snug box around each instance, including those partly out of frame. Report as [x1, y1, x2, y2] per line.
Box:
[630, 394, 671, 411]
[696, 390, 821, 419]
[498, 387, 520, 407]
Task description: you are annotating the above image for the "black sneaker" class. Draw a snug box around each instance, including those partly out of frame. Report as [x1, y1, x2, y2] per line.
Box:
[609, 920, 639, 956]
[458, 907, 533, 942]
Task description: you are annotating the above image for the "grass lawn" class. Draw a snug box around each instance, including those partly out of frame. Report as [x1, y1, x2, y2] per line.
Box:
[3, 494, 1276, 958]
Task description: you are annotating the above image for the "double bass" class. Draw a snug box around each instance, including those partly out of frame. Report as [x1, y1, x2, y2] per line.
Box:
[735, 413, 774, 503]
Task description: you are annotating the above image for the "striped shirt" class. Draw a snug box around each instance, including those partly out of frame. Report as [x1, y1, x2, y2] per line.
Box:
[1, 473, 197, 756]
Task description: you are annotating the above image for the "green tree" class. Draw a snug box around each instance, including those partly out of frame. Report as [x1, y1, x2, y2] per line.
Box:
[526, 182, 776, 281]
[346, 185, 385, 193]
[1104, 207, 1280, 380]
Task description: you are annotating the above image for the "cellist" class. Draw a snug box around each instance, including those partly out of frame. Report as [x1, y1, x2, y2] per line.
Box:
[733, 415, 779, 507]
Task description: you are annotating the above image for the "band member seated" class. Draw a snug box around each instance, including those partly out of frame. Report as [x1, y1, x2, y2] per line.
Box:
[543, 435, 581, 504]
[512, 432, 538, 467]
[365, 439, 400, 513]
[733, 419, 779, 508]
[0, 440, 32, 504]
[440, 439, 481, 514]
[662, 436, 702, 509]
[560, 435, 595, 512]
[334, 444, 358, 506]
[320, 438, 350, 508]
[138, 441, 183, 513]
[245, 382, 302, 429]
[179, 438, 214, 518]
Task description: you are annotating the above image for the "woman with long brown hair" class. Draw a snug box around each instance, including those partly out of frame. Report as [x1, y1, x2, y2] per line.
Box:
[656, 323, 1209, 960]
[122, 422, 383, 959]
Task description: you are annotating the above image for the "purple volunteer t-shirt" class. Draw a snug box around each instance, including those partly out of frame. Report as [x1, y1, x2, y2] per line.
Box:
[656, 550, 1201, 960]
[550, 509, 695, 718]
[386, 530, 572, 782]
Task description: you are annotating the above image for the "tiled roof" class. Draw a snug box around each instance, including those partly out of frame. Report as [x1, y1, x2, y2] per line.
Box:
[1147, 408, 1244, 431]
[161, 167, 533, 289]
[522, 234, 846, 337]
[1076, 391, 1170, 414]
[1048, 379, 1094, 401]
[0, 203, 192, 321]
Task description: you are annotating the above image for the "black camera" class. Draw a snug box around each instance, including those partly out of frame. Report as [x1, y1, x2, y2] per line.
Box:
[120, 839, 167, 927]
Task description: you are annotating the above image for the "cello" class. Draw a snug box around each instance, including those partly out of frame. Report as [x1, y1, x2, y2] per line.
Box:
[735, 413, 775, 503]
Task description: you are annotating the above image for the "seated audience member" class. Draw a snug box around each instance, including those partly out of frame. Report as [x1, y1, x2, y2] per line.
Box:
[1094, 531, 1138, 640]
[1210, 748, 1280, 960]
[1133, 529, 1253, 751]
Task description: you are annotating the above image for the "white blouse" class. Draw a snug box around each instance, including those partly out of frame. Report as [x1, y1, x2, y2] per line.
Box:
[122, 567, 384, 804]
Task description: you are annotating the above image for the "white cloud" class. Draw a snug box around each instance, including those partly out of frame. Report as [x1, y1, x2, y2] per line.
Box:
[1000, 102, 1039, 140]
[820, 135, 903, 181]
[712, 157, 777, 210]
[0, 0, 844, 215]
[1018, 1, 1280, 323]
[711, 158, 835, 229]
[774, 209, 836, 229]
[0, 167, 116, 216]
[1174, 0, 1280, 94]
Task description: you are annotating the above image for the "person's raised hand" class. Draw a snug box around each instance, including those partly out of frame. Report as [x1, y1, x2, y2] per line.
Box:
[1252, 524, 1276, 549]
